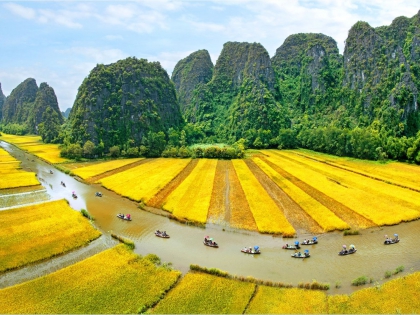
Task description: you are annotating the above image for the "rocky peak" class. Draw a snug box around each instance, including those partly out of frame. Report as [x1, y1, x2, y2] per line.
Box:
[2, 78, 38, 124]
[0, 83, 5, 121]
[171, 49, 213, 114]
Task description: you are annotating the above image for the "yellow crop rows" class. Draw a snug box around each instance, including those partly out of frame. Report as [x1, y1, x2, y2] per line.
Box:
[0, 245, 181, 314]
[232, 159, 296, 235]
[246, 286, 328, 314]
[0, 199, 101, 272]
[163, 159, 217, 223]
[72, 158, 143, 179]
[0, 134, 68, 163]
[98, 158, 190, 203]
[253, 157, 350, 231]
[0, 147, 40, 189]
[264, 150, 420, 226]
[297, 149, 420, 191]
[152, 272, 255, 314]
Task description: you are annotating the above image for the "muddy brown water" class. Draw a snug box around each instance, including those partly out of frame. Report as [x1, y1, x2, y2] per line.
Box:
[1, 141, 420, 295]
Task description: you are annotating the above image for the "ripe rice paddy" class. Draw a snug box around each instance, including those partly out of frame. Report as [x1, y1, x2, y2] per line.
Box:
[0, 245, 181, 314]
[98, 158, 191, 203]
[0, 199, 101, 272]
[163, 159, 217, 223]
[71, 157, 143, 179]
[232, 159, 296, 236]
[261, 150, 420, 227]
[0, 147, 40, 190]
[151, 272, 256, 314]
[0, 134, 67, 163]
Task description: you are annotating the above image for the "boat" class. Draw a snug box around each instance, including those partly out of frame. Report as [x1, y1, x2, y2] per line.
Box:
[282, 241, 300, 250]
[95, 192, 103, 197]
[155, 230, 170, 238]
[72, 191, 77, 199]
[117, 214, 131, 221]
[301, 237, 318, 245]
[241, 246, 261, 254]
[339, 248, 357, 255]
[291, 250, 310, 258]
[384, 234, 399, 245]
[204, 236, 218, 248]
[384, 239, 400, 245]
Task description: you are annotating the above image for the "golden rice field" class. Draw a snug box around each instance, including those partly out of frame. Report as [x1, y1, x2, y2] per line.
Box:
[163, 159, 217, 223]
[233, 159, 296, 235]
[0, 245, 181, 314]
[244, 272, 420, 314]
[261, 150, 420, 227]
[0, 147, 40, 189]
[253, 157, 350, 232]
[0, 133, 68, 163]
[151, 272, 256, 314]
[71, 157, 143, 179]
[98, 158, 191, 203]
[297, 149, 420, 191]
[0, 199, 101, 272]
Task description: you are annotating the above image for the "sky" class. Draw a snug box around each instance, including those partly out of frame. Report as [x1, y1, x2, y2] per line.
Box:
[1, 1, 419, 112]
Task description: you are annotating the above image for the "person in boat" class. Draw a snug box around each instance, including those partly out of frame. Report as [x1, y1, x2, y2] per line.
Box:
[163, 231, 167, 236]
[393, 234, 399, 241]
[349, 244, 355, 252]
[156, 230, 161, 234]
[126, 214, 131, 220]
[297, 251, 302, 257]
[285, 243, 289, 248]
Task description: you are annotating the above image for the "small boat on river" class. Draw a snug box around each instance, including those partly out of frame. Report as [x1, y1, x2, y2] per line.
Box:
[384, 234, 399, 245]
[301, 237, 318, 245]
[204, 236, 218, 248]
[241, 246, 261, 254]
[72, 191, 77, 199]
[282, 241, 300, 250]
[95, 192, 103, 197]
[117, 213, 131, 221]
[339, 244, 356, 255]
[155, 230, 170, 238]
[291, 249, 310, 258]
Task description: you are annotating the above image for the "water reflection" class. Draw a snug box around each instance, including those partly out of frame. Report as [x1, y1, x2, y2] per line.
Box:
[1, 140, 420, 294]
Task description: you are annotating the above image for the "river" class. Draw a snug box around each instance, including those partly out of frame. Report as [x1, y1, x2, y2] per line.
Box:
[1, 140, 419, 295]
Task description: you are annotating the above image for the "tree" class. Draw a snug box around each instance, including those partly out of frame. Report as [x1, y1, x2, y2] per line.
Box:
[109, 145, 120, 157]
[83, 140, 95, 158]
[145, 131, 166, 157]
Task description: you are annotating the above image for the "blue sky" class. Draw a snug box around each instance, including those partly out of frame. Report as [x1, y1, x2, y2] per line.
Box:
[1, 0, 419, 111]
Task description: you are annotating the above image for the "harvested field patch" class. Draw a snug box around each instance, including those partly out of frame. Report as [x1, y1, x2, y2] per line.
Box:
[163, 159, 217, 223]
[0, 199, 101, 272]
[151, 272, 255, 314]
[98, 158, 191, 203]
[0, 245, 181, 314]
[245, 159, 323, 234]
[233, 159, 295, 236]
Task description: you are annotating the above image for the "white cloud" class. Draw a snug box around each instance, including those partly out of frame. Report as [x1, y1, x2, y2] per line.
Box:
[4, 3, 36, 20]
[105, 35, 124, 41]
[58, 47, 127, 64]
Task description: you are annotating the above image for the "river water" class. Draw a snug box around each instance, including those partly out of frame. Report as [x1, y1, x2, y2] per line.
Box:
[1, 140, 420, 294]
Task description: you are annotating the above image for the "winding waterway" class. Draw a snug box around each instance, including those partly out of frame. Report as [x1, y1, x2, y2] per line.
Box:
[1, 140, 420, 295]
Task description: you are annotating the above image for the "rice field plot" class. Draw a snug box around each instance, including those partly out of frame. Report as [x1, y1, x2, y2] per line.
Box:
[207, 160, 258, 231]
[98, 158, 191, 203]
[71, 158, 143, 180]
[246, 286, 328, 314]
[0, 134, 68, 163]
[233, 159, 296, 236]
[163, 159, 217, 224]
[151, 272, 255, 314]
[266, 150, 420, 226]
[253, 157, 349, 232]
[0, 148, 40, 190]
[0, 245, 181, 314]
[296, 149, 420, 192]
[328, 272, 420, 314]
[0, 199, 101, 272]
[246, 159, 324, 234]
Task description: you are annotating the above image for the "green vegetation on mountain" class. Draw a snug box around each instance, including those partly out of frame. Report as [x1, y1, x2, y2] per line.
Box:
[66, 57, 184, 156]
[0, 83, 5, 122]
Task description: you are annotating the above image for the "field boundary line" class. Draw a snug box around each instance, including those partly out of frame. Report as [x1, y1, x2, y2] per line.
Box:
[294, 151, 420, 193]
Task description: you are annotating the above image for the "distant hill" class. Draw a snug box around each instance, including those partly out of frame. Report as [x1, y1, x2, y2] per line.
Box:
[62, 108, 71, 119]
